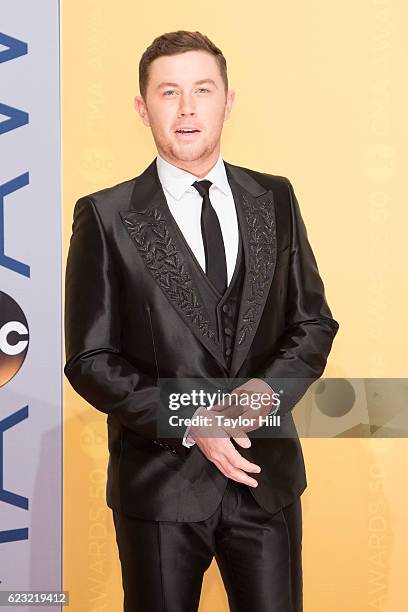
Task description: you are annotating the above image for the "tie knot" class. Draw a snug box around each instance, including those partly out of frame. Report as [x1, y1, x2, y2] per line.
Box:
[192, 179, 212, 198]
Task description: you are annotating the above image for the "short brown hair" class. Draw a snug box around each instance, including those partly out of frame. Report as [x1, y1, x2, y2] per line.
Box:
[139, 30, 228, 101]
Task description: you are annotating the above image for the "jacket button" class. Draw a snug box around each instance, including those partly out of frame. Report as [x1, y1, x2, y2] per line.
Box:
[224, 327, 232, 335]
[222, 304, 229, 313]
[225, 348, 232, 356]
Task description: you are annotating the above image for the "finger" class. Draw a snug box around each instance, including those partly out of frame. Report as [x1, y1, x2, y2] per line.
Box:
[225, 428, 251, 448]
[225, 443, 262, 473]
[201, 435, 259, 471]
[205, 443, 242, 479]
[213, 452, 259, 486]
[204, 441, 260, 486]
[218, 458, 259, 487]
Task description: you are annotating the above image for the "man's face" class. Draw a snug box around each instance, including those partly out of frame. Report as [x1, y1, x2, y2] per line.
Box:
[134, 50, 235, 166]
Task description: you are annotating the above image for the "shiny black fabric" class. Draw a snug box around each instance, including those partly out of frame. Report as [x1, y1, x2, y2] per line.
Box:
[64, 158, 340, 521]
[170, 182, 246, 376]
[112, 478, 302, 612]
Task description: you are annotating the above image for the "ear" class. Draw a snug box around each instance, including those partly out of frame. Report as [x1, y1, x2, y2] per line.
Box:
[224, 89, 235, 121]
[134, 95, 151, 127]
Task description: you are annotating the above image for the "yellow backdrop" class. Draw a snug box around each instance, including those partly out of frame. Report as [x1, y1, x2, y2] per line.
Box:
[62, 1, 408, 610]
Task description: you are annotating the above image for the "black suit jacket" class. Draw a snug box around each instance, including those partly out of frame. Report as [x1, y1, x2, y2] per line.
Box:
[64, 158, 339, 521]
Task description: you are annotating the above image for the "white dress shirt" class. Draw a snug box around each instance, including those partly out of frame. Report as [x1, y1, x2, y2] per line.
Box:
[156, 152, 239, 284]
[156, 152, 239, 448]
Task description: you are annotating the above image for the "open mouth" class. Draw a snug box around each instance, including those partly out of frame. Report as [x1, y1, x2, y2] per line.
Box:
[175, 129, 201, 136]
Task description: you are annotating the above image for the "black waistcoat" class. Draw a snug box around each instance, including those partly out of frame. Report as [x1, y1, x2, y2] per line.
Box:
[169, 185, 246, 376]
[204, 233, 245, 374]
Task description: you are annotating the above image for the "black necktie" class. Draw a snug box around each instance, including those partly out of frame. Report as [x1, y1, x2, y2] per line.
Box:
[192, 179, 227, 295]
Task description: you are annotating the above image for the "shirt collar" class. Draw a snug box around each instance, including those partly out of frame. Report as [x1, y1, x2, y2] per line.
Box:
[156, 152, 230, 200]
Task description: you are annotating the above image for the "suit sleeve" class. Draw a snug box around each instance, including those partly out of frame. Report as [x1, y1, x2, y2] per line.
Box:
[253, 179, 339, 417]
[64, 196, 188, 455]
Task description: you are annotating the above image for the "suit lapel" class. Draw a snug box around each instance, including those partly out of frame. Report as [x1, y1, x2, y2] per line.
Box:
[225, 163, 278, 378]
[119, 158, 278, 378]
[119, 159, 227, 370]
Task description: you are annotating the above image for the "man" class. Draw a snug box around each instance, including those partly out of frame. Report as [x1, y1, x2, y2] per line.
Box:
[64, 30, 339, 612]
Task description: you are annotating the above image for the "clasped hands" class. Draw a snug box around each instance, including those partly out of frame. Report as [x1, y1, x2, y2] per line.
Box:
[188, 378, 278, 488]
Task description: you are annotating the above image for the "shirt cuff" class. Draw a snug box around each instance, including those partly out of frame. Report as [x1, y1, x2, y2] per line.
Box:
[182, 430, 196, 448]
[181, 405, 204, 448]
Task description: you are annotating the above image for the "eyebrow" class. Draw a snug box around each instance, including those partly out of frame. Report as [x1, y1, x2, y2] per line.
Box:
[156, 78, 218, 91]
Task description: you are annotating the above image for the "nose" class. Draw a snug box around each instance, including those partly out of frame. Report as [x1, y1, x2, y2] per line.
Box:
[177, 92, 196, 116]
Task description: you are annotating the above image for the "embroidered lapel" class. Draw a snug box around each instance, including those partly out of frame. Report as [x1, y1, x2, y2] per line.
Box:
[119, 160, 227, 370]
[225, 164, 278, 378]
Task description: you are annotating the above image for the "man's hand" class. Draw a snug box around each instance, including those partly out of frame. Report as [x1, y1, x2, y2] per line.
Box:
[225, 378, 280, 432]
[207, 378, 278, 433]
[188, 378, 277, 486]
[188, 406, 261, 487]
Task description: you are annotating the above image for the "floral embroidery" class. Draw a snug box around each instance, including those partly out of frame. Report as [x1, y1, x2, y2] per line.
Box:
[120, 207, 218, 343]
[237, 194, 277, 345]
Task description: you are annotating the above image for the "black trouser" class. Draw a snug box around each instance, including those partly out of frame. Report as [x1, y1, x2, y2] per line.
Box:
[112, 479, 303, 612]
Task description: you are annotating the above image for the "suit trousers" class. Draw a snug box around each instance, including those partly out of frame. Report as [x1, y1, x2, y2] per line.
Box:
[112, 478, 303, 612]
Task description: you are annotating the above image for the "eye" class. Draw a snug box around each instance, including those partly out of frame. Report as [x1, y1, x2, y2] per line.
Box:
[163, 90, 177, 96]
[198, 88, 209, 93]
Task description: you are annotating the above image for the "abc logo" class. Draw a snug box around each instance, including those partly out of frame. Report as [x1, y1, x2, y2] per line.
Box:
[0, 291, 29, 387]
